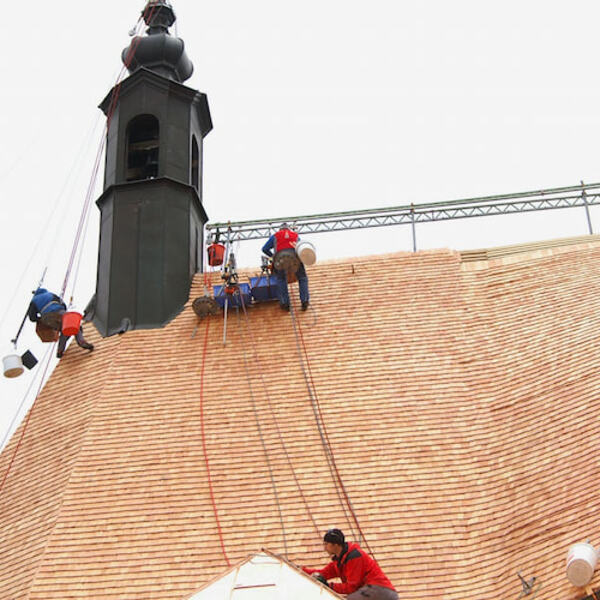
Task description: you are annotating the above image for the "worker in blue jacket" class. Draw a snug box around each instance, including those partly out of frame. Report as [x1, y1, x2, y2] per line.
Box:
[28, 288, 94, 358]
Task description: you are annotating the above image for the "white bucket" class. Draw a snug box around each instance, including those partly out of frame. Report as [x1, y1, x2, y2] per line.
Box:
[296, 240, 317, 266]
[566, 543, 598, 587]
[3, 354, 24, 379]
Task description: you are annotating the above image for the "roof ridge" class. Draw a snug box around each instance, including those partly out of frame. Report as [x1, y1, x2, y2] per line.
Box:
[460, 233, 600, 264]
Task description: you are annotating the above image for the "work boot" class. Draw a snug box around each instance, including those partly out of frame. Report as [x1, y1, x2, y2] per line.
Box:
[301, 301, 309, 311]
[56, 350, 64, 359]
[280, 303, 290, 312]
[81, 343, 94, 351]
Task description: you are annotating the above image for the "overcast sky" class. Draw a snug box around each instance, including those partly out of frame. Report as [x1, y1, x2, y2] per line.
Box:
[2, 0, 600, 447]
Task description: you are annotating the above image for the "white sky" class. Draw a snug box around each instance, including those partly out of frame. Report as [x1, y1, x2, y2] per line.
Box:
[2, 0, 600, 447]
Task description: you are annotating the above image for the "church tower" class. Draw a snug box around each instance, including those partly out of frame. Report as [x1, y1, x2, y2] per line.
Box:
[94, 0, 212, 337]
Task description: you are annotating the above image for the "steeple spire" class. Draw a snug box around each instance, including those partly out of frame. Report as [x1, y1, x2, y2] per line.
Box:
[122, 1, 193, 83]
[93, 1, 212, 337]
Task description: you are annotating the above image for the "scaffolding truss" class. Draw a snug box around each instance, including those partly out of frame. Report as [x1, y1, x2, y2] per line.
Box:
[206, 182, 600, 249]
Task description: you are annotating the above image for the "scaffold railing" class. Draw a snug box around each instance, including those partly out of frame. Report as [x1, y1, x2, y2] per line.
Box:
[206, 182, 600, 250]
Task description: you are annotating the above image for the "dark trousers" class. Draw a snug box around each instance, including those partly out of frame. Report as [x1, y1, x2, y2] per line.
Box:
[275, 264, 309, 306]
[40, 310, 92, 354]
[58, 329, 91, 355]
[347, 586, 399, 600]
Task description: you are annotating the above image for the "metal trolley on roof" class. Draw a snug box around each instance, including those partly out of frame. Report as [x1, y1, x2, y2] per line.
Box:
[192, 234, 317, 345]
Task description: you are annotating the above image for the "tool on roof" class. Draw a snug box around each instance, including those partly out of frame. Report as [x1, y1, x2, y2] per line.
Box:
[192, 295, 221, 319]
[220, 250, 238, 345]
[516, 572, 537, 597]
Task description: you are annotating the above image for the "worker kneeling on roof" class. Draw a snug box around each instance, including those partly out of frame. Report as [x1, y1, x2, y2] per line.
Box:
[28, 288, 94, 359]
[303, 529, 398, 600]
[262, 223, 310, 311]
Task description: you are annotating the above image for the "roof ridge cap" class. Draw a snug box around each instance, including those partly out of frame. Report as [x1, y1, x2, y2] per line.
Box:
[460, 234, 600, 264]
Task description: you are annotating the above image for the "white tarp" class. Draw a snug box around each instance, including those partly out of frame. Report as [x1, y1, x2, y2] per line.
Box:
[188, 551, 341, 600]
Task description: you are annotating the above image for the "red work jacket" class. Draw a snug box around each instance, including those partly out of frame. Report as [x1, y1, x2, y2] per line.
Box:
[274, 228, 298, 252]
[303, 542, 396, 595]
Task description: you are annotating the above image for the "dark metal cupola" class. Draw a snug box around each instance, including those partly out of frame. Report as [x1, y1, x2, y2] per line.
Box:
[122, 1, 194, 83]
[93, 1, 212, 337]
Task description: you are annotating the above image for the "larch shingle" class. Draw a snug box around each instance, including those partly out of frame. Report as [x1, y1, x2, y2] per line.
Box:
[0, 239, 599, 599]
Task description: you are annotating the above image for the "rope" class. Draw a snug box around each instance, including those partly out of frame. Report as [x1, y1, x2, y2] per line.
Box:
[0, 113, 102, 338]
[198, 318, 231, 567]
[60, 1, 158, 301]
[288, 301, 357, 541]
[45, 111, 104, 271]
[235, 307, 289, 557]
[61, 133, 106, 300]
[238, 294, 321, 538]
[0, 0, 160, 498]
[289, 299, 375, 556]
[0, 342, 56, 496]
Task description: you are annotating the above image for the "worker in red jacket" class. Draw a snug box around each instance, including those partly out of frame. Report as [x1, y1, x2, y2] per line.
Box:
[303, 529, 398, 599]
[262, 223, 310, 311]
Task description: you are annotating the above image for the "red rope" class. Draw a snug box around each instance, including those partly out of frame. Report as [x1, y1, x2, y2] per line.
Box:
[61, 134, 106, 299]
[291, 299, 375, 557]
[198, 319, 231, 567]
[61, 2, 159, 299]
[0, 343, 56, 496]
[106, 2, 159, 128]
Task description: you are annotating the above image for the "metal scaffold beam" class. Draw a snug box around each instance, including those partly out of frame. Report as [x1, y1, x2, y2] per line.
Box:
[206, 182, 600, 242]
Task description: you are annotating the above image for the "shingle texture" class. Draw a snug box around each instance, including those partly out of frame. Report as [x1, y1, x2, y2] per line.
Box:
[1, 238, 600, 599]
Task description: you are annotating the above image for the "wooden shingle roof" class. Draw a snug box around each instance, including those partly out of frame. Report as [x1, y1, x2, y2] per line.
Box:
[1, 238, 600, 599]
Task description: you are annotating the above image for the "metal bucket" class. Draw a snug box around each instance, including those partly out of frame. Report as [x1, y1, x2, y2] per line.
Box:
[566, 543, 598, 587]
[3, 354, 24, 378]
[296, 240, 316, 266]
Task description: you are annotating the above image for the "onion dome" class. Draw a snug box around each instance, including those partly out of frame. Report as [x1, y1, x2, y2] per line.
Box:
[121, 1, 193, 83]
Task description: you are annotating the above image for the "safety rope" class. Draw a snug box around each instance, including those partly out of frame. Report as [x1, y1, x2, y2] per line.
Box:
[235, 307, 289, 557]
[0, 0, 161, 497]
[61, 133, 106, 301]
[68, 191, 96, 306]
[0, 342, 56, 496]
[288, 301, 357, 542]
[288, 298, 375, 557]
[0, 113, 103, 339]
[198, 318, 231, 567]
[61, 2, 157, 302]
[238, 294, 322, 539]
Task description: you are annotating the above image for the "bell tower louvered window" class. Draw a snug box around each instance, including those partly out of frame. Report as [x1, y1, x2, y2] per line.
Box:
[126, 115, 159, 181]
